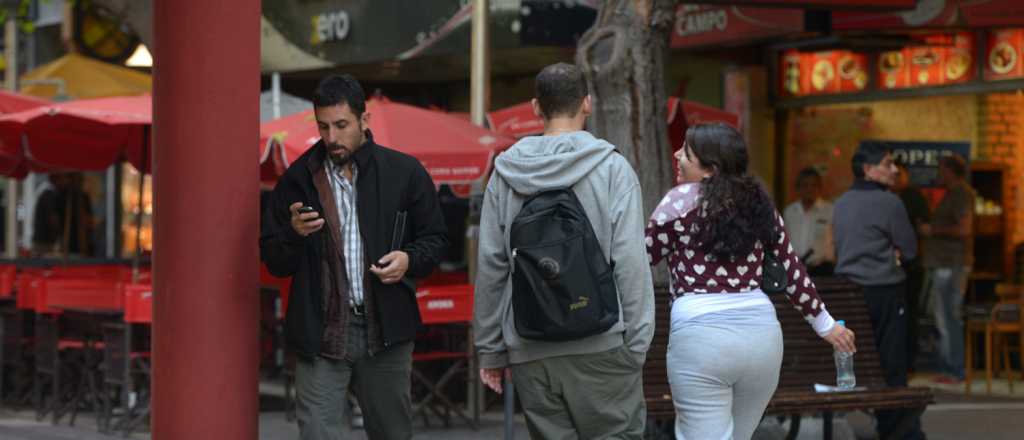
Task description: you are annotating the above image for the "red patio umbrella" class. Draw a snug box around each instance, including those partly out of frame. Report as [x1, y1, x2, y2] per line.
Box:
[487, 98, 740, 175]
[0, 94, 151, 174]
[260, 97, 515, 188]
[487, 98, 740, 141]
[485, 101, 546, 139]
[670, 97, 740, 130]
[0, 94, 152, 270]
[0, 90, 49, 113]
[0, 91, 50, 177]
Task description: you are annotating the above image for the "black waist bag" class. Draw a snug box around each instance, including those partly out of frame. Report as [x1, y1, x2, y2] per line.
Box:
[509, 188, 618, 341]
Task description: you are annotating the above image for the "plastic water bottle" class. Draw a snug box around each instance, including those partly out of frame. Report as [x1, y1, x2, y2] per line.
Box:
[834, 320, 856, 390]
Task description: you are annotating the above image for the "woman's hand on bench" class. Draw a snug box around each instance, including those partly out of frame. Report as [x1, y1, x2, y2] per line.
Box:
[823, 323, 856, 353]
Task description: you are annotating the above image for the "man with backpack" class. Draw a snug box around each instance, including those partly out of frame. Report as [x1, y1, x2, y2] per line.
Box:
[473, 63, 655, 438]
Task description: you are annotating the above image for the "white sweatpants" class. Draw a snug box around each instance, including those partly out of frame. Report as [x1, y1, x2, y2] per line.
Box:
[666, 298, 784, 440]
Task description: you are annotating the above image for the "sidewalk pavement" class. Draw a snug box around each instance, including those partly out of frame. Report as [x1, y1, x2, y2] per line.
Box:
[0, 390, 1022, 439]
[0, 406, 531, 440]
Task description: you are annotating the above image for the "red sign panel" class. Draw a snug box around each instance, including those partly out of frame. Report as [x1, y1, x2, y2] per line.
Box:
[961, 0, 1024, 27]
[984, 29, 1024, 81]
[834, 1, 957, 30]
[698, 0, 914, 8]
[834, 0, 1024, 31]
[670, 5, 803, 49]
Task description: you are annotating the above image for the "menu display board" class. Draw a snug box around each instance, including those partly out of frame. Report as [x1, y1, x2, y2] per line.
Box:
[984, 29, 1024, 81]
[780, 50, 869, 97]
[779, 31, 981, 97]
[878, 33, 974, 90]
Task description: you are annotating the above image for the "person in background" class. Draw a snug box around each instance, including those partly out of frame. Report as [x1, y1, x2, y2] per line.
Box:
[437, 185, 470, 272]
[32, 174, 63, 255]
[920, 155, 974, 385]
[32, 173, 94, 257]
[833, 142, 925, 439]
[892, 161, 931, 373]
[783, 167, 835, 276]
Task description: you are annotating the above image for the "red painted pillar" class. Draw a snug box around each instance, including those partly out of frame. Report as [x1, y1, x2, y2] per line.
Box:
[152, 1, 260, 438]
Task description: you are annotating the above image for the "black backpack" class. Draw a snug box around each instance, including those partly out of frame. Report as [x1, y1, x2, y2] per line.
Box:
[509, 188, 619, 341]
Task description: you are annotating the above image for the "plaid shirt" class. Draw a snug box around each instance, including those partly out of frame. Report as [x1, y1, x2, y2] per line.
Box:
[326, 158, 365, 307]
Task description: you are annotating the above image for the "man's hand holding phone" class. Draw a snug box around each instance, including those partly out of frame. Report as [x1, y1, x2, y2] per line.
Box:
[290, 202, 325, 237]
[370, 251, 409, 284]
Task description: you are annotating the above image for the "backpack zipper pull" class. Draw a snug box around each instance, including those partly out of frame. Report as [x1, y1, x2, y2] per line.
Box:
[511, 248, 518, 274]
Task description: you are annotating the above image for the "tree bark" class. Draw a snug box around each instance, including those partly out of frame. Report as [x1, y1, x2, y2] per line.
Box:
[576, 0, 678, 218]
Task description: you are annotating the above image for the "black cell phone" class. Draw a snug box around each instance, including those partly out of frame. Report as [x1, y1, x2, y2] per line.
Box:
[297, 206, 319, 223]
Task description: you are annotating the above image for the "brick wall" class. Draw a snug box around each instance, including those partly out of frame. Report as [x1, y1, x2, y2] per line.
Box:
[975, 92, 1023, 248]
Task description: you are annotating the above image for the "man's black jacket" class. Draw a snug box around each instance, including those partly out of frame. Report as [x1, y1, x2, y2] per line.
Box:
[260, 133, 449, 358]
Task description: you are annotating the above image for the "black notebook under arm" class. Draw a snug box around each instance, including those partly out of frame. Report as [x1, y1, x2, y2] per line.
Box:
[391, 211, 407, 251]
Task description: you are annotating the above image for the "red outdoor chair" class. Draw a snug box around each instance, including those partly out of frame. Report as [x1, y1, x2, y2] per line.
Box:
[0, 264, 25, 404]
[0, 264, 16, 298]
[33, 277, 116, 428]
[0, 303, 33, 406]
[411, 284, 477, 429]
[100, 282, 152, 436]
[0, 270, 49, 407]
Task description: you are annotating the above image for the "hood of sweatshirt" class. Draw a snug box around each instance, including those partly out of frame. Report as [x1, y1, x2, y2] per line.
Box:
[493, 130, 616, 195]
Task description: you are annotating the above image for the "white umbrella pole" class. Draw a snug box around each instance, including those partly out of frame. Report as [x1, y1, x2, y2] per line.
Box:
[469, 0, 490, 420]
[5, 181, 16, 258]
[470, 0, 490, 128]
[272, 72, 281, 120]
[106, 165, 117, 258]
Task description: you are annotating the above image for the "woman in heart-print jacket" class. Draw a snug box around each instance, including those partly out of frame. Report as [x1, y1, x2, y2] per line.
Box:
[646, 123, 856, 440]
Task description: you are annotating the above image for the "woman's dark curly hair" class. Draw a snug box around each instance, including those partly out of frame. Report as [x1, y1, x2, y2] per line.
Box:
[685, 123, 776, 260]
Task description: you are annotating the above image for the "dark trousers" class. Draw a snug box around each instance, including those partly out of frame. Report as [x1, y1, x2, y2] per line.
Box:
[904, 262, 925, 370]
[511, 346, 646, 439]
[862, 283, 925, 440]
[295, 315, 414, 440]
[807, 262, 835, 277]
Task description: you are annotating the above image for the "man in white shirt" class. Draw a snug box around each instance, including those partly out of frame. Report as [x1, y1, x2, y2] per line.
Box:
[783, 167, 835, 276]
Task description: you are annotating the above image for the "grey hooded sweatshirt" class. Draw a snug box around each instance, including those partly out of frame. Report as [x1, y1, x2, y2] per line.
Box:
[473, 130, 655, 369]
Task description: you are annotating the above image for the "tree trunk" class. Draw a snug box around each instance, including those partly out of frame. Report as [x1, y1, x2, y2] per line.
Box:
[576, 0, 678, 218]
[577, 0, 678, 285]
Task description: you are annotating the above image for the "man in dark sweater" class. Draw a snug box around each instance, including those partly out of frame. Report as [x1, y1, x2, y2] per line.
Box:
[833, 142, 925, 439]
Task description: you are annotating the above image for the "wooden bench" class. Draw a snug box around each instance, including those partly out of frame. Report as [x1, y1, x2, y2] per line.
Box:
[643, 277, 934, 439]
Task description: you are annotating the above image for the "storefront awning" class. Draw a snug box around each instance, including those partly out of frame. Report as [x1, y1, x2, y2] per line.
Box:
[699, 0, 914, 8]
[833, 0, 1024, 31]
